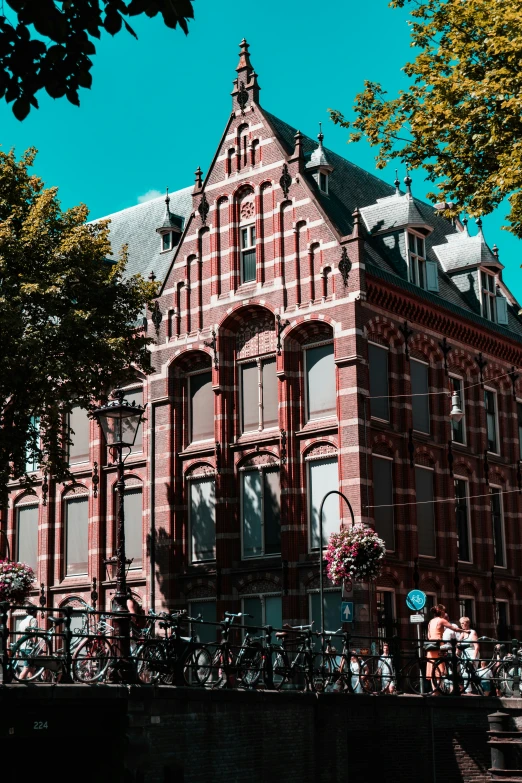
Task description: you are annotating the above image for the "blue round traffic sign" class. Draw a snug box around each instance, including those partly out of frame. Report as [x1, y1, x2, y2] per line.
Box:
[406, 589, 426, 612]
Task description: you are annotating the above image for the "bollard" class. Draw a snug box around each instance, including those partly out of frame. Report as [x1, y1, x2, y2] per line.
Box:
[488, 711, 510, 773]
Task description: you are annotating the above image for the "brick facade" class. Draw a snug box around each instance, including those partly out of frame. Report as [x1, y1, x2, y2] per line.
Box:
[4, 40, 522, 641]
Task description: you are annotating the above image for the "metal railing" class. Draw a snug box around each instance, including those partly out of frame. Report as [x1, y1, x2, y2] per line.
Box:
[1, 602, 520, 696]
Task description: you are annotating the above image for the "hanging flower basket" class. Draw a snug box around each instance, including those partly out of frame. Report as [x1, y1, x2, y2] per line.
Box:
[0, 560, 36, 604]
[324, 524, 386, 585]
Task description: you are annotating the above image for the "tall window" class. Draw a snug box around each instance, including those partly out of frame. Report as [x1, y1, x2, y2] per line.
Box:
[123, 488, 143, 569]
[408, 233, 426, 288]
[241, 225, 256, 283]
[372, 456, 394, 550]
[241, 468, 281, 558]
[496, 601, 510, 638]
[189, 477, 216, 562]
[459, 598, 475, 627]
[189, 371, 214, 443]
[189, 600, 217, 644]
[450, 376, 466, 444]
[415, 466, 435, 557]
[65, 496, 89, 575]
[518, 402, 522, 460]
[310, 591, 341, 649]
[376, 590, 396, 639]
[162, 232, 173, 252]
[124, 388, 144, 453]
[455, 478, 471, 562]
[490, 487, 506, 568]
[68, 406, 90, 464]
[242, 595, 282, 633]
[17, 504, 38, 572]
[25, 415, 39, 473]
[305, 343, 336, 421]
[368, 343, 389, 421]
[308, 457, 339, 550]
[484, 388, 498, 453]
[481, 271, 497, 322]
[240, 357, 278, 433]
[411, 359, 430, 433]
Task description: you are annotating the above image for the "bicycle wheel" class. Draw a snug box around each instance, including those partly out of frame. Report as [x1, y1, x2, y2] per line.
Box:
[183, 646, 212, 686]
[272, 651, 289, 690]
[210, 649, 236, 688]
[402, 658, 428, 695]
[236, 643, 263, 688]
[497, 660, 521, 697]
[312, 652, 336, 692]
[11, 633, 51, 682]
[431, 658, 454, 695]
[72, 636, 113, 683]
[137, 641, 166, 684]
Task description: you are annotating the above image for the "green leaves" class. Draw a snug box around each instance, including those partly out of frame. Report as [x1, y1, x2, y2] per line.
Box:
[329, 0, 522, 237]
[0, 148, 156, 494]
[0, 0, 195, 118]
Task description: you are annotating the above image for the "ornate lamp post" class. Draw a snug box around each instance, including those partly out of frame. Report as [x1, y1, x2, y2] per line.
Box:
[91, 389, 145, 680]
[318, 490, 355, 638]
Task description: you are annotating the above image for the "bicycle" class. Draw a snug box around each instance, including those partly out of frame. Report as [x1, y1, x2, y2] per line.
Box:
[71, 613, 115, 683]
[10, 611, 89, 682]
[207, 612, 252, 688]
[138, 610, 211, 686]
[271, 623, 316, 692]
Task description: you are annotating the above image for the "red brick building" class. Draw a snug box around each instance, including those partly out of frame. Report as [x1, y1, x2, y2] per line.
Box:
[5, 40, 522, 641]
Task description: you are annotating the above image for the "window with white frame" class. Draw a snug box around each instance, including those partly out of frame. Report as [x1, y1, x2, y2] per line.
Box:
[68, 406, 90, 465]
[372, 455, 394, 551]
[481, 271, 497, 322]
[415, 466, 435, 557]
[408, 232, 426, 288]
[305, 342, 336, 421]
[319, 171, 328, 194]
[188, 600, 217, 644]
[411, 359, 430, 433]
[16, 504, 38, 573]
[308, 456, 339, 550]
[241, 467, 281, 558]
[368, 343, 389, 421]
[188, 476, 216, 562]
[123, 487, 143, 569]
[490, 487, 506, 568]
[455, 478, 471, 563]
[240, 356, 278, 434]
[484, 388, 499, 453]
[188, 370, 214, 443]
[309, 590, 341, 649]
[241, 594, 282, 634]
[450, 376, 466, 444]
[161, 232, 173, 252]
[241, 224, 256, 283]
[65, 495, 89, 576]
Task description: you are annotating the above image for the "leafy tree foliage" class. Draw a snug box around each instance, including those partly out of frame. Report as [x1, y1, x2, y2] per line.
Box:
[0, 0, 194, 120]
[329, 0, 522, 237]
[0, 147, 157, 495]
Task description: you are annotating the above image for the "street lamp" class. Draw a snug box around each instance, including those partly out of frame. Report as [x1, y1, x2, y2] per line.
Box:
[318, 490, 355, 640]
[90, 389, 145, 680]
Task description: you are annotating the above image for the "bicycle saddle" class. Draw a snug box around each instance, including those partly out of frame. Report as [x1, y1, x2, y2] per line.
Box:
[48, 616, 65, 625]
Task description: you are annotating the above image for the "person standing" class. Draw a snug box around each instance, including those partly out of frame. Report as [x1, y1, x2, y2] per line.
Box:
[426, 604, 461, 690]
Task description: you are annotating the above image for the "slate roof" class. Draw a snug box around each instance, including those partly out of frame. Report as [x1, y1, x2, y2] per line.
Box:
[359, 192, 431, 235]
[432, 230, 502, 272]
[93, 187, 192, 282]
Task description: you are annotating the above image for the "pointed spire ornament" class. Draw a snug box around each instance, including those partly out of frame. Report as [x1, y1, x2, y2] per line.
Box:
[194, 166, 203, 193]
[394, 170, 401, 196]
[290, 129, 304, 163]
[404, 170, 413, 197]
[476, 216, 483, 234]
[462, 217, 469, 235]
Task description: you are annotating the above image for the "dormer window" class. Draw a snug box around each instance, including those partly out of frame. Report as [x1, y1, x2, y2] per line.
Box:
[241, 224, 256, 283]
[162, 232, 173, 252]
[481, 271, 497, 322]
[319, 172, 328, 194]
[408, 232, 426, 287]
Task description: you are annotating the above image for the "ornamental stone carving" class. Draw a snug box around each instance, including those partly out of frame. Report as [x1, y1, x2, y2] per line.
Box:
[237, 313, 276, 358]
[240, 200, 255, 221]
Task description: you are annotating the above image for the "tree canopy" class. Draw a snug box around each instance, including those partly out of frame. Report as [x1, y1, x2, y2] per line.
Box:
[0, 147, 157, 495]
[0, 0, 194, 120]
[329, 0, 522, 237]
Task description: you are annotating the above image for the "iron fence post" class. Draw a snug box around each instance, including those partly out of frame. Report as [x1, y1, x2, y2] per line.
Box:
[450, 637, 460, 696]
[264, 625, 274, 690]
[62, 606, 73, 683]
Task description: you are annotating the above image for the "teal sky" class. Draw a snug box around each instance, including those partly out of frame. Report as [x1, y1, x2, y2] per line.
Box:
[1, 0, 520, 300]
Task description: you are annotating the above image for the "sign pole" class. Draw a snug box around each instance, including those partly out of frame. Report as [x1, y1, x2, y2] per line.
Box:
[417, 622, 424, 695]
[406, 589, 427, 697]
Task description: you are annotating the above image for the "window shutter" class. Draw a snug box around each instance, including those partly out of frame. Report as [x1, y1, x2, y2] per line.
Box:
[415, 467, 435, 557]
[426, 260, 439, 292]
[242, 471, 262, 557]
[17, 505, 38, 572]
[261, 359, 278, 429]
[190, 478, 216, 561]
[69, 406, 90, 464]
[65, 496, 89, 575]
[241, 363, 259, 432]
[306, 344, 336, 420]
[124, 488, 143, 567]
[309, 457, 339, 548]
[190, 372, 214, 442]
[496, 295, 509, 325]
[264, 469, 281, 554]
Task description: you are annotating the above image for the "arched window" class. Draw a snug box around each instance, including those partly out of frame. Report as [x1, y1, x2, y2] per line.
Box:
[236, 311, 278, 434]
[227, 148, 235, 177]
[238, 189, 256, 284]
[251, 139, 259, 166]
[238, 124, 249, 169]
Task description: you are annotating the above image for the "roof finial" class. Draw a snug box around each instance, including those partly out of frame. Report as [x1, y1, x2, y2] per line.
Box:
[193, 166, 203, 194]
[462, 216, 469, 235]
[493, 243, 499, 260]
[318, 122, 324, 145]
[148, 270, 156, 283]
[394, 169, 401, 196]
[165, 186, 170, 208]
[476, 216, 483, 235]
[404, 169, 412, 197]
